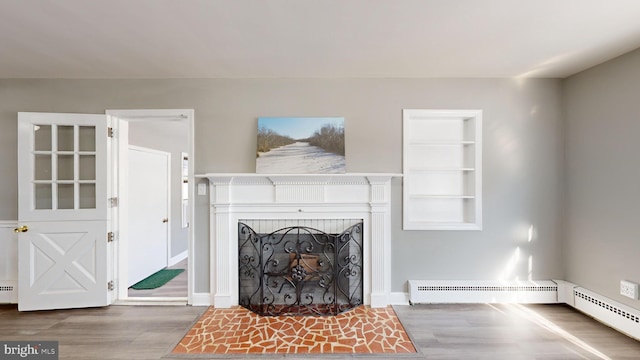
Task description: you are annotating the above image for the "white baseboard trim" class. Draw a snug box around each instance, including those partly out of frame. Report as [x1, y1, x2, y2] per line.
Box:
[169, 250, 188, 267]
[389, 292, 410, 305]
[113, 297, 187, 306]
[214, 294, 233, 308]
[190, 292, 211, 306]
[0, 220, 18, 228]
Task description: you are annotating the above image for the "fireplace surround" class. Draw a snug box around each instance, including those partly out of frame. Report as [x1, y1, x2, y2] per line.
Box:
[202, 174, 398, 309]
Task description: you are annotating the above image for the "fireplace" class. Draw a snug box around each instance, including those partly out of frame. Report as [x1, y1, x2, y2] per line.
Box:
[202, 174, 398, 309]
[238, 219, 364, 316]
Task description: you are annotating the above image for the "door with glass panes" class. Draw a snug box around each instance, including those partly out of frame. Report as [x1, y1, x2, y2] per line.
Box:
[17, 112, 110, 311]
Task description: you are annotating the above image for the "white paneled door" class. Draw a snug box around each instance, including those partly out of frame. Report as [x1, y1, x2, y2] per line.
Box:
[127, 146, 169, 286]
[17, 112, 110, 311]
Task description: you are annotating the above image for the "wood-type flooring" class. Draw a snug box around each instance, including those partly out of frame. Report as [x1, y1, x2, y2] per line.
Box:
[0, 303, 638, 359]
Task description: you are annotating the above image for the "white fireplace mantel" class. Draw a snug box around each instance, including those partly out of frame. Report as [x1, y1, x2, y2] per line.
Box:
[199, 173, 401, 308]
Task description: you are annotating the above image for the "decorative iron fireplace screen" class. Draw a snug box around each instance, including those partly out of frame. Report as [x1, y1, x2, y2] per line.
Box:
[238, 220, 364, 316]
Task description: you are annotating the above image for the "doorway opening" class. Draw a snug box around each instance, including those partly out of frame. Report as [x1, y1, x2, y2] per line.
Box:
[108, 109, 194, 305]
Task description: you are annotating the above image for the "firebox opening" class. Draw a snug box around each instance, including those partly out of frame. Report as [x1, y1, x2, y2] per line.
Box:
[238, 219, 364, 316]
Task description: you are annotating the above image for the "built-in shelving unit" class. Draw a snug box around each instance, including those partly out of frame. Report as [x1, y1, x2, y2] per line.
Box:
[403, 109, 482, 230]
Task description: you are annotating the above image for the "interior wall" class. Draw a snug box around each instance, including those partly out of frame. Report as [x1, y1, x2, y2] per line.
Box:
[0, 78, 564, 294]
[563, 48, 640, 307]
[128, 120, 189, 260]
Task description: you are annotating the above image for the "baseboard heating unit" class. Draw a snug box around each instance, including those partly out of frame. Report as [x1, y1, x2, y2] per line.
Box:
[573, 287, 640, 340]
[408, 280, 558, 304]
[0, 280, 17, 303]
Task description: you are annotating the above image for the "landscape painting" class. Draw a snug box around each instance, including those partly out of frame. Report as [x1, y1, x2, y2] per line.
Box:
[256, 117, 346, 174]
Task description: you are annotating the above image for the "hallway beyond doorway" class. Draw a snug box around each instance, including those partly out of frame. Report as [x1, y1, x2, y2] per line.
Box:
[127, 258, 187, 298]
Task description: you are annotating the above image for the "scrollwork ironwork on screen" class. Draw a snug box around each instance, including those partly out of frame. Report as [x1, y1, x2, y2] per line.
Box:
[238, 221, 363, 316]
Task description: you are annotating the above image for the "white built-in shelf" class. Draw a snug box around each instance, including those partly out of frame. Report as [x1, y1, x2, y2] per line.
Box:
[403, 109, 482, 230]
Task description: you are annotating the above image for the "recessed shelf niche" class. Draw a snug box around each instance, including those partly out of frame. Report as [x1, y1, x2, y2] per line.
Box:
[403, 109, 482, 230]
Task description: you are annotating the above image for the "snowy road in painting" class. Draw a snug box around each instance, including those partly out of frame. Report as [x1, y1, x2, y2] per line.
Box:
[256, 142, 345, 173]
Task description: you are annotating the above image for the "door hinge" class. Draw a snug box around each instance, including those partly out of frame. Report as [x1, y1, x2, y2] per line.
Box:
[107, 127, 115, 138]
[107, 281, 114, 291]
[107, 231, 115, 242]
[109, 197, 118, 207]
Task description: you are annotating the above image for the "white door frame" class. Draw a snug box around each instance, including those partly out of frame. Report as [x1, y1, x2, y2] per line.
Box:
[106, 109, 195, 305]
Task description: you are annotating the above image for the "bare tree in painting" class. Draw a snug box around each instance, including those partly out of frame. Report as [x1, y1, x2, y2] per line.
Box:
[257, 127, 296, 156]
[307, 124, 345, 156]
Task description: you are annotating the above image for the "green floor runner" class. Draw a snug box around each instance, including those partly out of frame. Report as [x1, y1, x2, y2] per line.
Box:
[130, 268, 184, 290]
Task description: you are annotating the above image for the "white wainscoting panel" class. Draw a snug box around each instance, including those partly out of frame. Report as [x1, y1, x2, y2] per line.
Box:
[0, 221, 18, 303]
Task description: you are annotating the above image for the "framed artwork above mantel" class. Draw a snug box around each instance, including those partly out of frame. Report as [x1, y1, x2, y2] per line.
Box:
[256, 117, 345, 174]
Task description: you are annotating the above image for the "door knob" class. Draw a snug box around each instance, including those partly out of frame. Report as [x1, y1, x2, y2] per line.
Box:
[162, 218, 168, 223]
[14, 225, 29, 233]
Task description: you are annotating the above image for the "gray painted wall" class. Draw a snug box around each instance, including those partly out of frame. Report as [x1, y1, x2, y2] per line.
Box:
[128, 120, 189, 259]
[564, 48, 640, 307]
[0, 78, 564, 294]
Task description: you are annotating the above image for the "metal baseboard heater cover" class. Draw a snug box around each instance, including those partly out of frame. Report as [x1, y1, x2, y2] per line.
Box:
[573, 287, 640, 341]
[408, 280, 558, 304]
[0, 281, 17, 303]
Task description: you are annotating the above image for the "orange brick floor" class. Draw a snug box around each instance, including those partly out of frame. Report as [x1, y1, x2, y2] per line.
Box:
[172, 305, 417, 355]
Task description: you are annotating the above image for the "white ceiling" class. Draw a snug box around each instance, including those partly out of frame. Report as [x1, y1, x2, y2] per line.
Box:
[2, 0, 640, 79]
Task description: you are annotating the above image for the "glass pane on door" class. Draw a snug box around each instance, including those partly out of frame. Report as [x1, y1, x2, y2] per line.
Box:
[58, 155, 74, 180]
[79, 126, 96, 151]
[34, 155, 52, 180]
[57, 184, 74, 209]
[34, 125, 52, 151]
[34, 184, 53, 209]
[58, 125, 75, 151]
[79, 184, 96, 209]
[79, 155, 96, 180]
